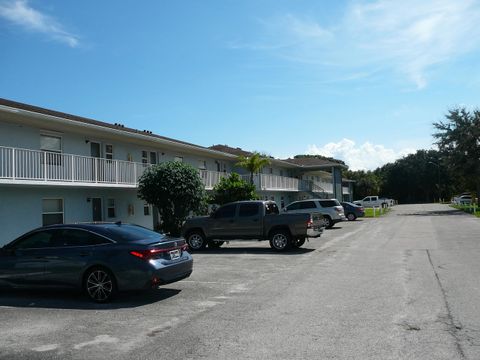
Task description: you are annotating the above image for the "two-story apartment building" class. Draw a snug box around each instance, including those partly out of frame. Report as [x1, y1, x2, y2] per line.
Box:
[0, 98, 348, 246]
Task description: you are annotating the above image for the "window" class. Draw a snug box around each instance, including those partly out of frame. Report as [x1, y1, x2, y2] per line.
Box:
[214, 204, 236, 219]
[142, 151, 148, 164]
[280, 170, 284, 177]
[107, 199, 116, 218]
[40, 134, 62, 153]
[150, 152, 157, 165]
[319, 200, 337, 207]
[174, 156, 183, 162]
[286, 202, 301, 211]
[198, 160, 207, 170]
[41, 134, 62, 165]
[14, 230, 56, 249]
[144, 203, 151, 216]
[105, 144, 113, 160]
[239, 203, 259, 217]
[269, 168, 273, 174]
[265, 203, 279, 215]
[54, 229, 112, 247]
[299, 201, 317, 210]
[42, 199, 64, 226]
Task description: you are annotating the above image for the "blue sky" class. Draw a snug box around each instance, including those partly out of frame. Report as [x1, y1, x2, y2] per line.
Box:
[1, 0, 480, 170]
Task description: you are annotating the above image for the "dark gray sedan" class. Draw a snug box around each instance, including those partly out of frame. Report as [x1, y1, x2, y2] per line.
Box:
[0, 223, 193, 303]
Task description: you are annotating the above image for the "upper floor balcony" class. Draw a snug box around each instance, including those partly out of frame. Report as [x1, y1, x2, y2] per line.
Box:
[0, 146, 149, 188]
[0, 146, 251, 191]
[0, 146, 338, 195]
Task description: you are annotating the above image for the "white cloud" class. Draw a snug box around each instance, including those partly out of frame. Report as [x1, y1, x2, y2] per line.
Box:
[0, 0, 79, 47]
[307, 138, 415, 171]
[238, 0, 480, 88]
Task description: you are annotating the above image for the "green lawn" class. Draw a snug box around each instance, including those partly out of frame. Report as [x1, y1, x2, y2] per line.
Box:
[364, 207, 391, 218]
[451, 204, 480, 217]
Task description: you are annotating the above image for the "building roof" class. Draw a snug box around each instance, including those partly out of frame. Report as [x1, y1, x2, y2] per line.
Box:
[0, 98, 236, 159]
[209, 144, 253, 157]
[282, 157, 347, 168]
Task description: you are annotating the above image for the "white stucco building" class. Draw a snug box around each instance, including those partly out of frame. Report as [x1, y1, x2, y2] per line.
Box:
[0, 98, 349, 245]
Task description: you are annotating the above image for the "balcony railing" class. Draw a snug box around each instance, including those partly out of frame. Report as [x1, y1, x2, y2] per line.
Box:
[0, 146, 232, 190]
[199, 170, 228, 190]
[240, 174, 302, 192]
[0, 146, 150, 187]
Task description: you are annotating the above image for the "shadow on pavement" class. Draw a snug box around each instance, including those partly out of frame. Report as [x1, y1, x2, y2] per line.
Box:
[195, 246, 316, 256]
[0, 287, 181, 310]
[396, 209, 469, 217]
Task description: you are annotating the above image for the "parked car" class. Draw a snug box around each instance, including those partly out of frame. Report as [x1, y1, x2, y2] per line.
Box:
[283, 199, 346, 228]
[452, 194, 472, 205]
[0, 223, 193, 303]
[353, 196, 390, 208]
[182, 200, 324, 252]
[341, 202, 365, 221]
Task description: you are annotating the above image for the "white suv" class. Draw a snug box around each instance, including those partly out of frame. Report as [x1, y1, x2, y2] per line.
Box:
[283, 199, 346, 228]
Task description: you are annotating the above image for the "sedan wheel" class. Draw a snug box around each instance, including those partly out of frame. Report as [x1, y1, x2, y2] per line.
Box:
[84, 267, 116, 303]
[269, 231, 292, 252]
[347, 213, 356, 221]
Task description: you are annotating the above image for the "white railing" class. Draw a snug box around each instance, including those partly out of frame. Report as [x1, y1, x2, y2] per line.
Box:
[0, 146, 149, 187]
[198, 170, 228, 189]
[240, 173, 301, 191]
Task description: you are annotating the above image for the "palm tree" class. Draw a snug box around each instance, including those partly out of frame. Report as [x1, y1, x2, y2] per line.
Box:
[235, 152, 271, 184]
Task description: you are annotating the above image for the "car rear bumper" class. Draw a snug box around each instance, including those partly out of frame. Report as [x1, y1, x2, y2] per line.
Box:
[307, 226, 324, 238]
[153, 258, 193, 286]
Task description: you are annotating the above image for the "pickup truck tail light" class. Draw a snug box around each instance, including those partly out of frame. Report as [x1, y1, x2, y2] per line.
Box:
[306, 218, 313, 228]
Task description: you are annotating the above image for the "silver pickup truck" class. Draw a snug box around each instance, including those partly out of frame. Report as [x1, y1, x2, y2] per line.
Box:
[182, 200, 324, 252]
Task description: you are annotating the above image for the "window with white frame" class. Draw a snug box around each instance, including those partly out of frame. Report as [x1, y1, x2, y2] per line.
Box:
[40, 134, 62, 165]
[42, 199, 64, 226]
[198, 160, 207, 170]
[107, 198, 116, 218]
[174, 156, 183, 162]
[105, 144, 113, 160]
[40, 134, 62, 153]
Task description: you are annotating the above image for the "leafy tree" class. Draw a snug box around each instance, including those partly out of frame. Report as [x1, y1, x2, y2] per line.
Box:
[235, 152, 271, 184]
[434, 108, 480, 201]
[343, 169, 381, 200]
[137, 161, 206, 236]
[210, 173, 257, 205]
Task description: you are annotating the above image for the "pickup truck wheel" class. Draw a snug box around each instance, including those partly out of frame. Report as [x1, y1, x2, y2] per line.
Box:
[347, 213, 356, 221]
[269, 231, 292, 252]
[208, 240, 224, 249]
[323, 216, 334, 229]
[292, 238, 305, 248]
[186, 231, 206, 251]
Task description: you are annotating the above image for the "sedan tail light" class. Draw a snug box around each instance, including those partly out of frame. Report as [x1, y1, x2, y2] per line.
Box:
[130, 244, 189, 261]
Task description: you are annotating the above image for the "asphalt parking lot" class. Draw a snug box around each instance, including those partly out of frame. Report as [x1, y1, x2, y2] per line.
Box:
[1, 204, 480, 360]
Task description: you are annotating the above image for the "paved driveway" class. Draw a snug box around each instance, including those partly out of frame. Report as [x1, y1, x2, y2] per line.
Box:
[1, 204, 479, 360]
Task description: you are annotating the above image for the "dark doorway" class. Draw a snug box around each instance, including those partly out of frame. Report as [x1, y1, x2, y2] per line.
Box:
[92, 198, 102, 222]
[90, 142, 101, 158]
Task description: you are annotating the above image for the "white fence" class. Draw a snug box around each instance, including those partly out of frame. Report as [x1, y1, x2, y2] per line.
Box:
[0, 146, 230, 189]
[0, 146, 149, 186]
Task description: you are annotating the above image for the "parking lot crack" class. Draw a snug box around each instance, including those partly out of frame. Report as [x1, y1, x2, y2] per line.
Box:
[426, 249, 466, 359]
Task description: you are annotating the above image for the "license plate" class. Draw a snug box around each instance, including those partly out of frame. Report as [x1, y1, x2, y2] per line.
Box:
[169, 249, 180, 260]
